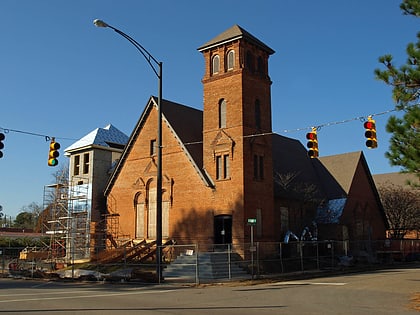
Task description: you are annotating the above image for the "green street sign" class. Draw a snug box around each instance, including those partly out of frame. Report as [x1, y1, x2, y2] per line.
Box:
[247, 218, 257, 226]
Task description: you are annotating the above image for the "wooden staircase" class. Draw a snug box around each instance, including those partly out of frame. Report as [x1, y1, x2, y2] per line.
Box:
[92, 239, 173, 264]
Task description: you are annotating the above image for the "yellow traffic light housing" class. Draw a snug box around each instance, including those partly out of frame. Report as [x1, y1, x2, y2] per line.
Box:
[364, 116, 377, 149]
[48, 138, 60, 166]
[306, 127, 319, 158]
[0, 132, 4, 158]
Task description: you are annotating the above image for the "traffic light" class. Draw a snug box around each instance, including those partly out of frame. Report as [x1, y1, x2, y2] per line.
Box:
[48, 138, 60, 166]
[364, 116, 377, 149]
[306, 127, 319, 158]
[0, 133, 4, 158]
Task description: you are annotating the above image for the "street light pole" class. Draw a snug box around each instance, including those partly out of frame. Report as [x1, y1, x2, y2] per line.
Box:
[93, 19, 163, 282]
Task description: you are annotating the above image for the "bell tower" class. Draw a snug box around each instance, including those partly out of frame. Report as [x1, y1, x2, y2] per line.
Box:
[198, 25, 276, 242]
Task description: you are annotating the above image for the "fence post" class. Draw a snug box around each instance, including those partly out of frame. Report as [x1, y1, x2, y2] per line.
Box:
[195, 243, 199, 286]
[1, 248, 3, 276]
[31, 257, 34, 278]
[300, 242, 304, 273]
[316, 241, 320, 270]
[256, 242, 260, 278]
[226, 244, 230, 279]
[123, 246, 126, 267]
[400, 239, 403, 258]
[279, 242, 284, 273]
[344, 240, 348, 256]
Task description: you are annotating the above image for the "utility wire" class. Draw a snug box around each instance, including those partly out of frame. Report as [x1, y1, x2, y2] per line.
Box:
[0, 103, 417, 145]
[281, 107, 402, 133]
[0, 127, 77, 142]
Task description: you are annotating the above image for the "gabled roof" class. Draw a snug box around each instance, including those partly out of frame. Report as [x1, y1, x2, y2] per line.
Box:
[161, 97, 204, 169]
[198, 24, 275, 54]
[104, 97, 212, 196]
[272, 134, 345, 200]
[272, 134, 320, 184]
[319, 151, 388, 227]
[373, 172, 419, 188]
[272, 137, 386, 225]
[64, 124, 128, 154]
[318, 151, 362, 194]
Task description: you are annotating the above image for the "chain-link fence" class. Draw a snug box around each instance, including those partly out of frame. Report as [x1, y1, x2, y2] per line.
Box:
[1, 239, 419, 283]
[0, 246, 58, 278]
[1, 247, 24, 277]
[161, 239, 420, 284]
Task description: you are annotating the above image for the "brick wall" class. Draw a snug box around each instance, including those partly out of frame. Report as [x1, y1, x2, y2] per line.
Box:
[108, 32, 279, 246]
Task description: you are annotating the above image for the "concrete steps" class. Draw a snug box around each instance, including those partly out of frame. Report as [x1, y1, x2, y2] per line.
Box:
[163, 251, 248, 281]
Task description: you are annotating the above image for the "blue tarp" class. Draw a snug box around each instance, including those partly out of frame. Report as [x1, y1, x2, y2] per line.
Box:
[316, 198, 347, 224]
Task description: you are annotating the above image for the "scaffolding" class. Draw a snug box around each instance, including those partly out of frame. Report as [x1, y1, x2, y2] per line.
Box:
[43, 183, 68, 261]
[100, 194, 130, 250]
[103, 213, 120, 249]
[43, 177, 91, 263]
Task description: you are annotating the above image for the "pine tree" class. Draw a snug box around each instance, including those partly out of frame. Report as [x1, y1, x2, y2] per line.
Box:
[374, 0, 420, 181]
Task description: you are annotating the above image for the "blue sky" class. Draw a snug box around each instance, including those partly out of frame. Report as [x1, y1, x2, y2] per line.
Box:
[0, 0, 417, 218]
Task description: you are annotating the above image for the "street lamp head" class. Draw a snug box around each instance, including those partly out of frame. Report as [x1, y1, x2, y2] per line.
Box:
[93, 19, 109, 28]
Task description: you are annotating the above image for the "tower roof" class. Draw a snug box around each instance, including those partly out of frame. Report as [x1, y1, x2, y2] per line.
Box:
[64, 124, 129, 154]
[198, 24, 275, 54]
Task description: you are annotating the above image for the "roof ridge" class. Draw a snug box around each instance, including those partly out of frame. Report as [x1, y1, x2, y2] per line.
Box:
[197, 24, 274, 54]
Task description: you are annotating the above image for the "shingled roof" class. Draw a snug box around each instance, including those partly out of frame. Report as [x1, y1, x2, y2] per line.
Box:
[373, 172, 419, 188]
[198, 24, 275, 54]
[272, 134, 319, 185]
[318, 152, 363, 194]
[160, 97, 204, 169]
[104, 97, 212, 196]
[272, 134, 347, 200]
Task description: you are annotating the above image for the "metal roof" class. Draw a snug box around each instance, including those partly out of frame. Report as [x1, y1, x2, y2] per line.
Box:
[64, 124, 129, 154]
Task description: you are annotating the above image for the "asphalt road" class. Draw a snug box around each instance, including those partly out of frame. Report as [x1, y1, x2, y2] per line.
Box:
[0, 266, 418, 314]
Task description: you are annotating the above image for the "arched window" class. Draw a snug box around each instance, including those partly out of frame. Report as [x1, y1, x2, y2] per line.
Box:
[212, 55, 220, 75]
[246, 51, 254, 72]
[257, 56, 264, 74]
[227, 50, 234, 70]
[134, 192, 145, 239]
[219, 99, 226, 128]
[216, 153, 230, 180]
[147, 187, 157, 239]
[255, 99, 261, 130]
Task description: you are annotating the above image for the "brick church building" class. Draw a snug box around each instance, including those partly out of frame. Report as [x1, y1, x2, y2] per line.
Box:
[102, 25, 387, 249]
